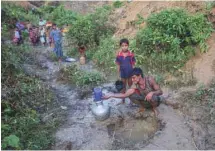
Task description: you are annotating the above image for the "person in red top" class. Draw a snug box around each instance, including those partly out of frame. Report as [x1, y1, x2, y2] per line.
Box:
[116, 38, 136, 104]
[78, 44, 86, 57]
[29, 27, 37, 46]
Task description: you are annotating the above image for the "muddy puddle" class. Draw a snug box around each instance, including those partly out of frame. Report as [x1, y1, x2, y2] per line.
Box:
[107, 117, 163, 149]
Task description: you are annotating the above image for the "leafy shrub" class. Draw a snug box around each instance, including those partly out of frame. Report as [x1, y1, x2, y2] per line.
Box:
[92, 36, 117, 72]
[2, 135, 20, 149]
[205, 1, 215, 12]
[61, 65, 105, 87]
[113, 1, 123, 8]
[135, 14, 145, 25]
[1, 44, 57, 150]
[46, 5, 79, 27]
[39, 5, 56, 14]
[67, 5, 115, 48]
[2, 2, 40, 26]
[135, 8, 213, 74]
[66, 47, 79, 58]
[74, 70, 105, 87]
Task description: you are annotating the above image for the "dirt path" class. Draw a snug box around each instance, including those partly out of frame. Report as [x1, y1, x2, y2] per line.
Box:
[21, 46, 197, 150]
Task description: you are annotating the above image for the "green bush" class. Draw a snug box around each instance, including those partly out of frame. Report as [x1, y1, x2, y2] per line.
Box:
[135, 8, 213, 74]
[1, 3, 63, 150]
[205, 1, 215, 12]
[1, 44, 57, 150]
[113, 1, 123, 8]
[67, 5, 115, 48]
[74, 70, 104, 87]
[2, 135, 20, 149]
[47, 5, 79, 27]
[135, 14, 145, 25]
[61, 65, 105, 87]
[2, 2, 40, 26]
[66, 47, 79, 58]
[92, 36, 117, 72]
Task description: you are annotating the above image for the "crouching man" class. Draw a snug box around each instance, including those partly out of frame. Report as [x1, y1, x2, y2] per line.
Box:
[102, 67, 178, 116]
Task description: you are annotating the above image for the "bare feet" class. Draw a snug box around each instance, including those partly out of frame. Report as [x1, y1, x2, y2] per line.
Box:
[152, 107, 159, 117]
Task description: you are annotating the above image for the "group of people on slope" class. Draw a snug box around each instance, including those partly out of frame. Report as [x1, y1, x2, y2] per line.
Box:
[13, 18, 65, 62]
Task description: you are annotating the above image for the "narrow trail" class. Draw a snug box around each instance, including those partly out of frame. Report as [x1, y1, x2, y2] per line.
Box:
[22, 45, 197, 150]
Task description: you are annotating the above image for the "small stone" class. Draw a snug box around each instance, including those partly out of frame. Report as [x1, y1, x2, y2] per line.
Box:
[61, 106, 68, 110]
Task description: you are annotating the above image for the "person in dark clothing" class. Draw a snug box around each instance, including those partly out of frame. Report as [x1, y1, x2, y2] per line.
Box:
[103, 67, 179, 116]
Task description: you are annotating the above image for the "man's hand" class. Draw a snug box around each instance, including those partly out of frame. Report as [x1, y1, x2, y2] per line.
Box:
[102, 95, 112, 100]
[145, 92, 154, 101]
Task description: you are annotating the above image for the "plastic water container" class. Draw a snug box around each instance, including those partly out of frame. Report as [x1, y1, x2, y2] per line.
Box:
[93, 87, 102, 102]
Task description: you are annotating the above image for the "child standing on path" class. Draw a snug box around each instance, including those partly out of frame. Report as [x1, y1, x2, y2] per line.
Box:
[116, 38, 136, 104]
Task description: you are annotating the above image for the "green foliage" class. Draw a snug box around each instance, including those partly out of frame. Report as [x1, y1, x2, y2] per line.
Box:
[113, 1, 123, 8]
[67, 5, 115, 48]
[154, 74, 165, 85]
[129, 39, 145, 66]
[61, 65, 105, 87]
[205, 1, 215, 12]
[1, 3, 41, 41]
[1, 107, 57, 150]
[135, 14, 145, 25]
[135, 9, 213, 74]
[39, 5, 56, 14]
[2, 135, 20, 149]
[66, 47, 79, 58]
[1, 44, 57, 150]
[1, 2, 40, 26]
[92, 36, 117, 72]
[44, 5, 79, 27]
[74, 70, 104, 87]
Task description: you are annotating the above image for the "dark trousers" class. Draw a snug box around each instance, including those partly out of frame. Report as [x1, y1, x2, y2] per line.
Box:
[129, 93, 161, 109]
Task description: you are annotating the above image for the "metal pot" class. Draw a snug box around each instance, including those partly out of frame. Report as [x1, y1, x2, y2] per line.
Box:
[91, 100, 110, 121]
